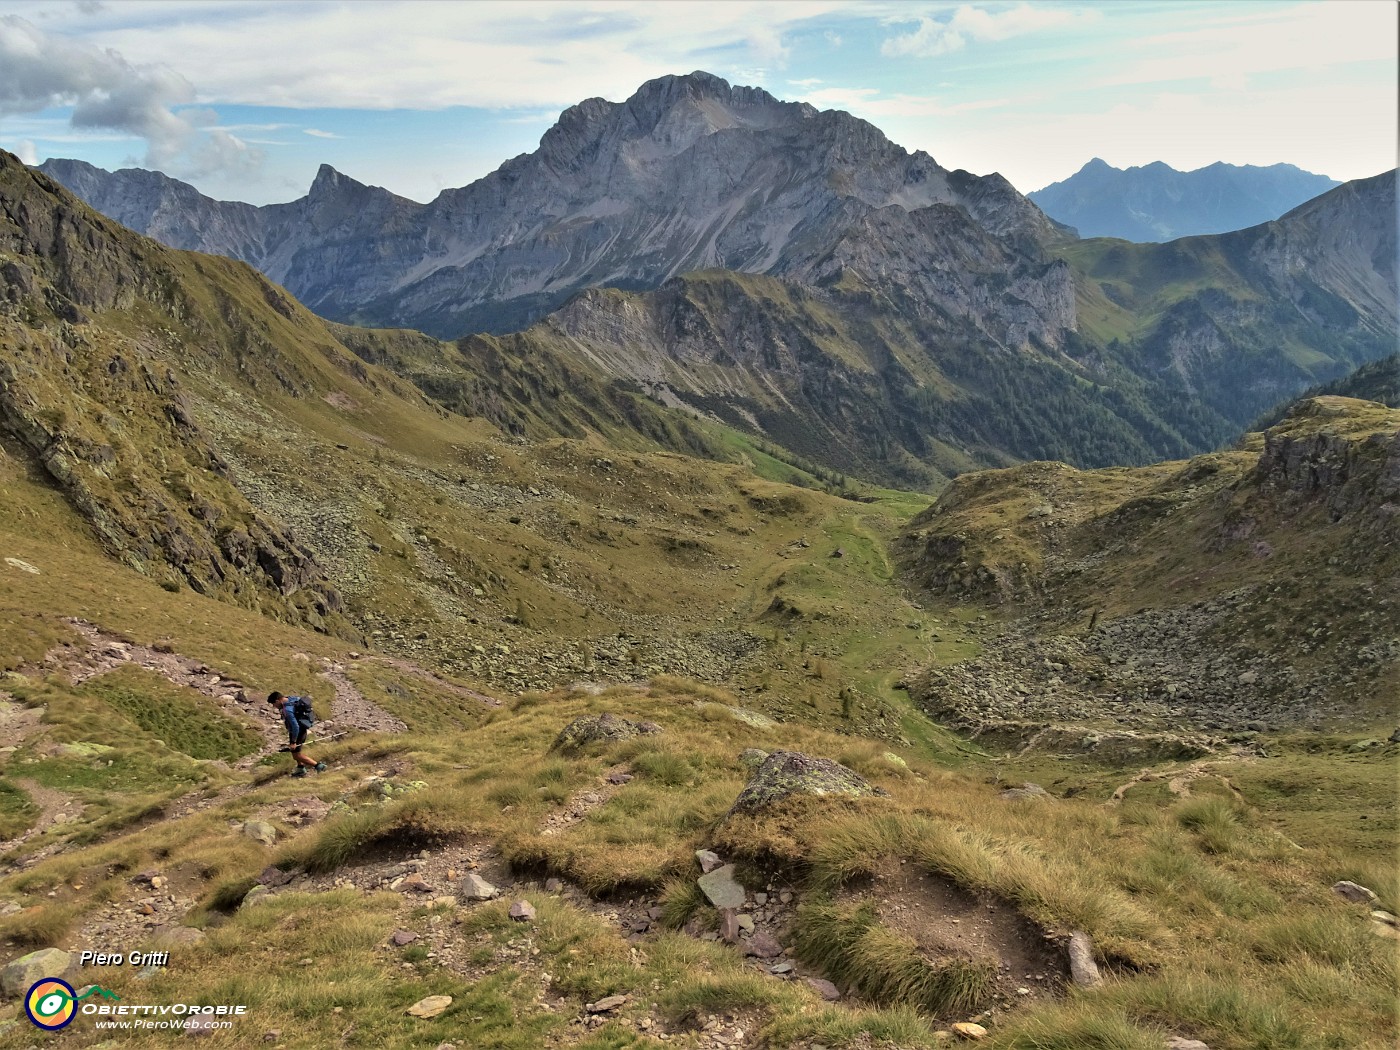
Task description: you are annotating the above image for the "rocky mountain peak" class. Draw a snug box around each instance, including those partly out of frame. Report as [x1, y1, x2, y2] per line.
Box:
[306, 162, 359, 201]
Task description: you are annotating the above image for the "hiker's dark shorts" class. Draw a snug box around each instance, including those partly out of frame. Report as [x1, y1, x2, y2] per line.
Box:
[289, 721, 312, 749]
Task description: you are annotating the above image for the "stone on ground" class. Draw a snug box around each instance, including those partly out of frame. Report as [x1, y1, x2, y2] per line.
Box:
[407, 995, 453, 1019]
[243, 821, 278, 846]
[459, 874, 499, 900]
[149, 927, 207, 951]
[1165, 1039, 1211, 1050]
[697, 864, 746, 910]
[744, 931, 784, 959]
[951, 1021, 988, 1040]
[738, 748, 770, 772]
[390, 930, 418, 946]
[550, 714, 662, 754]
[730, 751, 885, 813]
[695, 848, 724, 873]
[2, 948, 71, 997]
[508, 900, 536, 922]
[1000, 782, 1049, 801]
[806, 977, 841, 1001]
[1067, 930, 1102, 987]
[1332, 881, 1378, 904]
[586, 994, 628, 1013]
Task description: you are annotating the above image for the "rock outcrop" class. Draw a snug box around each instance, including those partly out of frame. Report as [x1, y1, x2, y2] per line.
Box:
[729, 751, 884, 813]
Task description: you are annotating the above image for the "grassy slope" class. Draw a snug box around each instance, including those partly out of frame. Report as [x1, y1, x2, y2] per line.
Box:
[0, 154, 1395, 1049]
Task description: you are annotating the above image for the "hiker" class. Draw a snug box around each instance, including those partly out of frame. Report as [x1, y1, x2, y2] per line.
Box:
[267, 691, 327, 777]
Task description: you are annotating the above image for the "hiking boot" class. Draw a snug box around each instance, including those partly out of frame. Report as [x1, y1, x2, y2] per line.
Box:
[315, 762, 327, 773]
[292, 766, 307, 778]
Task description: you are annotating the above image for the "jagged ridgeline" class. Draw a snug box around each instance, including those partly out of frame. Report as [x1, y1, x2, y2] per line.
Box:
[0, 152, 722, 633]
[35, 73, 1398, 488]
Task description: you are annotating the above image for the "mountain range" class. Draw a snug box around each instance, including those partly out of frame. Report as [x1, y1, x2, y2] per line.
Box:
[1029, 158, 1341, 241]
[30, 72, 1400, 488]
[38, 71, 1068, 342]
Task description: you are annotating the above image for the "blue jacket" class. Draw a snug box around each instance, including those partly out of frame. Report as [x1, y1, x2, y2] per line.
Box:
[280, 697, 313, 744]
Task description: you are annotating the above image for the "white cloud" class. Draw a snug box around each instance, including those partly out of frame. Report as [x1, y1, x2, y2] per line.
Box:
[14, 138, 37, 163]
[39, 1, 848, 111]
[302, 127, 340, 138]
[882, 3, 1093, 58]
[796, 85, 1008, 119]
[0, 14, 263, 178]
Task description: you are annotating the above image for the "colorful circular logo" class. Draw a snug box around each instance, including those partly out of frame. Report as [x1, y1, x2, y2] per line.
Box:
[25, 978, 77, 1030]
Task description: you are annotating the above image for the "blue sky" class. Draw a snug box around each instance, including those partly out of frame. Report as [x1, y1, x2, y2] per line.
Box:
[0, 0, 1395, 205]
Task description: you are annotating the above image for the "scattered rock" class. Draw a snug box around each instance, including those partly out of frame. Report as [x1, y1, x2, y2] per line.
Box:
[240, 885, 269, 909]
[257, 866, 296, 888]
[1389, 728, 1400, 744]
[744, 931, 783, 959]
[697, 865, 746, 910]
[1332, 881, 1378, 904]
[262, 1030, 281, 1043]
[1371, 910, 1398, 927]
[459, 874, 499, 900]
[769, 961, 795, 975]
[508, 900, 536, 922]
[605, 771, 633, 785]
[586, 994, 628, 1013]
[1165, 1039, 1211, 1050]
[407, 995, 453, 1019]
[243, 821, 278, 846]
[550, 714, 662, 754]
[1067, 930, 1102, 987]
[2, 948, 71, 997]
[390, 930, 418, 947]
[695, 849, 725, 873]
[730, 751, 886, 813]
[1000, 782, 1050, 801]
[951, 1021, 988, 1040]
[806, 978, 841, 1001]
[544, 878, 564, 894]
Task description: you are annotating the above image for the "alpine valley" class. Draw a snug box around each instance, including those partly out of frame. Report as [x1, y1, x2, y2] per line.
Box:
[0, 69, 1396, 1050]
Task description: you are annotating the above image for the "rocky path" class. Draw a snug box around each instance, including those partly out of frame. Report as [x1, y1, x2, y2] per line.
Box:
[1110, 755, 1254, 803]
[37, 619, 406, 741]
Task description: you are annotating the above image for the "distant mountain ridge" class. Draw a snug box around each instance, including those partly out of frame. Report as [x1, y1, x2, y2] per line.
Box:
[1030, 158, 1340, 241]
[39, 71, 1071, 341]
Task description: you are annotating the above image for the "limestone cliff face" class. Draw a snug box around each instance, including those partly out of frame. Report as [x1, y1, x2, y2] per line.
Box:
[39, 71, 1072, 344]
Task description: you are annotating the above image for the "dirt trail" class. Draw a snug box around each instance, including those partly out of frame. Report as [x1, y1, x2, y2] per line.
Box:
[3, 778, 77, 849]
[1110, 754, 1254, 803]
[538, 764, 632, 837]
[37, 619, 406, 742]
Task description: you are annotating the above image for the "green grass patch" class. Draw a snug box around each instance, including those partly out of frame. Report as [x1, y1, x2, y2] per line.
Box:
[81, 665, 261, 761]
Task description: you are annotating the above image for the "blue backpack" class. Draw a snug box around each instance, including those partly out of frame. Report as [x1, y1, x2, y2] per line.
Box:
[289, 695, 315, 726]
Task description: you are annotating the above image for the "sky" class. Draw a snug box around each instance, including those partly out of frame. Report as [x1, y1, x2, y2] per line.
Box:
[0, 0, 1395, 205]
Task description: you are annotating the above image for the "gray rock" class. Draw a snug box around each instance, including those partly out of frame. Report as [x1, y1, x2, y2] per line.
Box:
[1067, 930, 1102, 987]
[738, 748, 770, 772]
[544, 878, 564, 894]
[508, 900, 536, 922]
[1000, 782, 1050, 801]
[769, 961, 795, 975]
[586, 994, 628, 1013]
[806, 978, 841, 1001]
[2, 948, 71, 997]
[550, 713, 662, 754]
[697, 865, 746, 910]
[1332, 881, 1379, 904]
[391, 930, 418, 946]
[1165, 1039, 1211, 1050]
[695, 849, 724, 873]
[239, 885, 270, 909]
[243, 821, 278, 846]
[460, 874, 499, 901]
[730, 751, 886, 813]
[744, 931, 784, 959]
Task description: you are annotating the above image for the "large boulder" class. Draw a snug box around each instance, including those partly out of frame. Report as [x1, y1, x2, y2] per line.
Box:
[729, 751, 886, 813]
[2, 948, 71, 998]
[550, 713, 662, 754]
